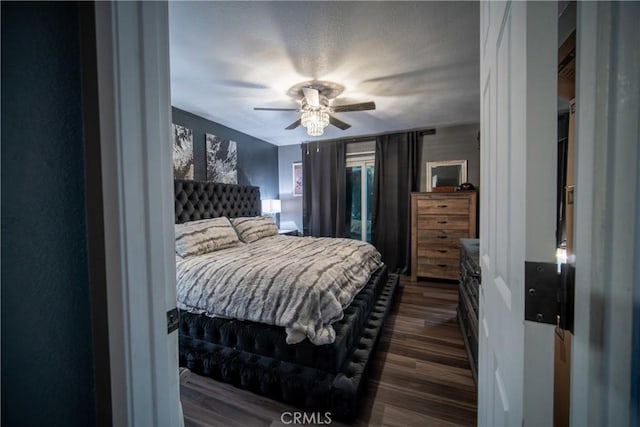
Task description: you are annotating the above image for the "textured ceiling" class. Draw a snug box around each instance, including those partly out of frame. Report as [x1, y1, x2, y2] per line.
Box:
[169, 1, 479, 146]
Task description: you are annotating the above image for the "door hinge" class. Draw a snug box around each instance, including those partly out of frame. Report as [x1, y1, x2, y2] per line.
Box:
[524, 261, 574, 332]
[167, 307, 179, 334]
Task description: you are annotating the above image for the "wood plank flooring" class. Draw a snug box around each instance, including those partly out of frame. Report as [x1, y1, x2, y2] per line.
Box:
[180, 276, 477, 426]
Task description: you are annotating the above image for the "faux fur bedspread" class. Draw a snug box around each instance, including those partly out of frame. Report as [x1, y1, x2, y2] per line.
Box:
[176, 235, 382, 345]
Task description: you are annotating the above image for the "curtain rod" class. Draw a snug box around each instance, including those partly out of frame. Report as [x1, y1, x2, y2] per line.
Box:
[302, 127, 436, 145]
[346, 150, 376, 157]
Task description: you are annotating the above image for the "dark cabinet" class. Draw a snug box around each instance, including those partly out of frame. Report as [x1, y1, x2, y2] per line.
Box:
[458, 238, 480, 384]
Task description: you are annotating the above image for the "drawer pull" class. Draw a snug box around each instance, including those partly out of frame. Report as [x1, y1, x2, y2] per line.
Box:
[437, 220, 448, 224]
[437, 204, 448, 208]
[437, 235, 448, 239]
[437, 264, 448, 268]
[437, 249, 448, 253]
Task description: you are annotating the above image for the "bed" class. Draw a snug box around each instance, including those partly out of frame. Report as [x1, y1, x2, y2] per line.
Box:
[175, 180, 398, 421]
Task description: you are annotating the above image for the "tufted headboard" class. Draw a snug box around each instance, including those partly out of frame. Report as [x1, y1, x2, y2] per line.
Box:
[174, 180, 261, 224]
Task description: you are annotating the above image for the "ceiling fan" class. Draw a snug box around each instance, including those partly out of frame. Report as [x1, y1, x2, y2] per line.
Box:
[253, 81, 375, 136]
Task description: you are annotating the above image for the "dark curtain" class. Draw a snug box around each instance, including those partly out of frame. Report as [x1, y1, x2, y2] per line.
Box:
[556, 113, 570, 247]
[302, 140, 350, 237]
[372, 131, 420, 274]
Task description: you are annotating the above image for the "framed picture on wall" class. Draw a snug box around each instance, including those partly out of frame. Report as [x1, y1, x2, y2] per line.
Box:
[206, 133, 238, 184]
[172, 124, 194, 180]
[292, 162, 303, 196]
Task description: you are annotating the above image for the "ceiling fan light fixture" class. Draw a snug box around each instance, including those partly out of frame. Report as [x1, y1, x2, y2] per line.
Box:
[300, 106, 330, 136]
[254, 81, 375, 135]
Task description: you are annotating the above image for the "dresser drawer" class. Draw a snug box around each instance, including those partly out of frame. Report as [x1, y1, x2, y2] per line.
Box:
[417, 198, 470, 215]
[418, 229, 468, 248]
[417, 245, 459, 259]
[417, 258, 460, 279]
[418, 214, 469, 230]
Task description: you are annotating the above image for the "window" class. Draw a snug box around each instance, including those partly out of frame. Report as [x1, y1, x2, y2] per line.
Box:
[347, 154, 375, 242]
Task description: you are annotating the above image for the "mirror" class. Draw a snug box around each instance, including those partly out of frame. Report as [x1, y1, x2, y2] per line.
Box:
[426, 160, 468, 191]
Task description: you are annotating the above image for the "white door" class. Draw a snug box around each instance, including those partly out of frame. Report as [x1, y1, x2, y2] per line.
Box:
[95, 2, 181, 425]
[478, 2, 558, 426]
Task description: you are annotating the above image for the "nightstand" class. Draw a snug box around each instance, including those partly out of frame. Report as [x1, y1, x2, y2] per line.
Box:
[278, 229, 299, 236]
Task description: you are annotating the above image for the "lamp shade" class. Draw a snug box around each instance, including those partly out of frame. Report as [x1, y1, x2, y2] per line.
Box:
[261, 199, 281, 214]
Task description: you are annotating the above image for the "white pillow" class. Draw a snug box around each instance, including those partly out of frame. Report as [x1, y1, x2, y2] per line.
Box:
[230, 216, 278, 243]
[174, 217, 239, 257]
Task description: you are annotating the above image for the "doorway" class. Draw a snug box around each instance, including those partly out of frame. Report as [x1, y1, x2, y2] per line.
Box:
[347, 154, 375, 242]
[96, 2, 640, 425]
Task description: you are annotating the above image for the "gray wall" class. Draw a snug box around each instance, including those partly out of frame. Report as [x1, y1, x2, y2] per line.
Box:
[172, 107, 279, 199]
[1, 2, 96, 424]
[278, 144, 303, 232]
[420, 124, 480, 191]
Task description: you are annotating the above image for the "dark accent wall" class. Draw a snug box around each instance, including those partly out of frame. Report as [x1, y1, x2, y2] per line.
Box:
[172, 107, 279, 199]
[1, 2, 96, 425]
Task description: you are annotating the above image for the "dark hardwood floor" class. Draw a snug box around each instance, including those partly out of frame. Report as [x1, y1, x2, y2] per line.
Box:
[180, 276, 477, 426]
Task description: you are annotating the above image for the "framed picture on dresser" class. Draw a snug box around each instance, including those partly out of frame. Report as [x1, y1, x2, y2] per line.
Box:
[426, 159, 467, 191]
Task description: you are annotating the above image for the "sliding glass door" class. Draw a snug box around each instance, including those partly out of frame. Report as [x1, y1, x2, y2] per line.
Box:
[347, 155, 374, 242]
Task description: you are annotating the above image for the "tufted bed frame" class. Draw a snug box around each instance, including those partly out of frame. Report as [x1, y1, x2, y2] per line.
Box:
[174, 179, 398, 421]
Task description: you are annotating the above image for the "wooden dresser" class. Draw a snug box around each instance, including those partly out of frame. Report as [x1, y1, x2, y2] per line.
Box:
[410, 192, 477, 281]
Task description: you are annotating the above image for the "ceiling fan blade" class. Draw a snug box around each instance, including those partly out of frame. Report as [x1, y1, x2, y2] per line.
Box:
[331, 101, 376, 113]
[329, 115, 351, 130]
[302, 87, 320, 107]
[254, 107, 298, 111]
[285, 118, 302, 130]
